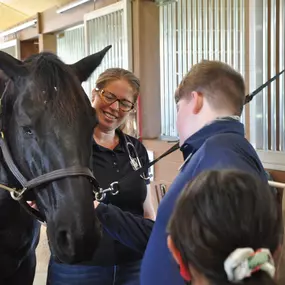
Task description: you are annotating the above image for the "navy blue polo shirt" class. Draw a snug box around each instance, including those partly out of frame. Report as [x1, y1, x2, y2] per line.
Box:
[140, 119, 268, 285]
[89, 129, 150, 266]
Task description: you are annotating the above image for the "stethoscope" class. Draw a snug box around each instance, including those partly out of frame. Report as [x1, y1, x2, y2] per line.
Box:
[123, 134, 150, 181]
[94, 134, 150, 201]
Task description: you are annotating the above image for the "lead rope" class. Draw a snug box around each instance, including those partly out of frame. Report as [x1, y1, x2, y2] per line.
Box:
[0, 183, 16, 193]
[0, 69, 284, 202]
[96, 68, 285, 201]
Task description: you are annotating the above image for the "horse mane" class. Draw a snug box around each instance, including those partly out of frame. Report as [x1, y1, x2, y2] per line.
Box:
[23, 52, 91, 125]
[0, 70, 8, 93]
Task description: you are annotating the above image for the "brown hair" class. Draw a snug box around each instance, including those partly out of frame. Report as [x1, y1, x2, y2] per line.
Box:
[175, 60, 246, 116]
[93, 68, 140, 102]
[167, 169, 281, 285]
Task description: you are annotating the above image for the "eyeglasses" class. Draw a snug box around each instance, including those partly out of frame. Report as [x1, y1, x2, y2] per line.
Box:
[96, 89, 135, 112]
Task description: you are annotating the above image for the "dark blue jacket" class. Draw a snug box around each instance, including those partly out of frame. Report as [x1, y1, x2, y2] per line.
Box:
[96, 202, 154, 254]
[140, 118, 268, 285]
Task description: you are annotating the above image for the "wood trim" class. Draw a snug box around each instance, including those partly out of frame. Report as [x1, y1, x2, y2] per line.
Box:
[83, 1, 123, 21]
[40, 0, 117, 34]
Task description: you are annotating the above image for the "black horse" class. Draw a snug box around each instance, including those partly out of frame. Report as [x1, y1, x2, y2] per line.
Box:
[0, 45, 111, 285]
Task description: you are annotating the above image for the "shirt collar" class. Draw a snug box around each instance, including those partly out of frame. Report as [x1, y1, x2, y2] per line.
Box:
[180, 117, 245, 160]
[92, 128, 126, 153]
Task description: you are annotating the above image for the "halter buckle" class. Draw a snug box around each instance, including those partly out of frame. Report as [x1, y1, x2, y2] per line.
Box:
[110, 181, 119, 195]
[93, 181, 119, 202]
[94, 190, 105, 202]
[10, 187, 27, 201]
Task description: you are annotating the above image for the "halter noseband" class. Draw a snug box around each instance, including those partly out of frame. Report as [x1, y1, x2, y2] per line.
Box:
[0, 80, 101, 224]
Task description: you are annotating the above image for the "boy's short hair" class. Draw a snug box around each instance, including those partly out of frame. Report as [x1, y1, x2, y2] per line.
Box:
[175, 60, 246, 116]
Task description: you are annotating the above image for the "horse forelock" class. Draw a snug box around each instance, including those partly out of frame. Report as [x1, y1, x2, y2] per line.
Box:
[23, 52, 90, 125]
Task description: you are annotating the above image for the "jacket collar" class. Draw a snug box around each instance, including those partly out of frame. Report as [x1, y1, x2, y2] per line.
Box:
[180, 117, 245, 160]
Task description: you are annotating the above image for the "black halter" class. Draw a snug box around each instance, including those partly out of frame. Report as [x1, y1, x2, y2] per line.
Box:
[0, 80, 101, 224]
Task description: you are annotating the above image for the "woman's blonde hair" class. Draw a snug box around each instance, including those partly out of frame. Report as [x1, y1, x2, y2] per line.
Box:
[92, 68, 140, 102]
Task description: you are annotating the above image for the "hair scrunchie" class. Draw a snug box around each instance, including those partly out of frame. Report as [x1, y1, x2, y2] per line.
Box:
[224, 248, 275, 282]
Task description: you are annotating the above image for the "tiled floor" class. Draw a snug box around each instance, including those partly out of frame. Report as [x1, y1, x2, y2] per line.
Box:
[33, 273, 47, 285]
[34, 226, 49, 285]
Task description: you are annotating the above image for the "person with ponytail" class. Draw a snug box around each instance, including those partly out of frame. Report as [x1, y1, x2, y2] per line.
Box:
[167, 169, 282, 285]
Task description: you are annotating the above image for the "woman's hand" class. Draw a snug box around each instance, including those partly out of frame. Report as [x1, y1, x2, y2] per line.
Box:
[27, 200, 38, 210]
[94, 200, 100, 209]
[27, 201, 47, 227]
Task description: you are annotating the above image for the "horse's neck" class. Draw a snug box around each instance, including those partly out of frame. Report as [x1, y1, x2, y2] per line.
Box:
[0, 149, 19, 190]
[0, 151, 41, 277]
[0, 151, 33, 227]
[0, 165, 9, 188]
[0, 151, 23, 219]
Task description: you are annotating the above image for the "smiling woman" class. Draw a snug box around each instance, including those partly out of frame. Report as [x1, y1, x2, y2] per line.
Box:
[93, 69, 139, 134]
[46, 68, 156, 285]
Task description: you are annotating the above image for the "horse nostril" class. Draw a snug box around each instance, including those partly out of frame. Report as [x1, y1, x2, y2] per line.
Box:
[58, 230, 68, 244]
[56, 229, 73, 254]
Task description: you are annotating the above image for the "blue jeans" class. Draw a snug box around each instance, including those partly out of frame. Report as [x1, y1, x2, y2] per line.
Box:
[46, 257, 141, 285]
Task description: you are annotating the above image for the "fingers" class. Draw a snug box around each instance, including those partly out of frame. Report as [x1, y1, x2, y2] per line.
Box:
[94, 200, 100, 208]
[27, 200, 38, 210]
[26, 201, 47, 227]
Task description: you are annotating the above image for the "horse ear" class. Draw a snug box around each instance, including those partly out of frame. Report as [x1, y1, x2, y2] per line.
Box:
[0, 51, 29, 80]
[69, 45, 112, 83]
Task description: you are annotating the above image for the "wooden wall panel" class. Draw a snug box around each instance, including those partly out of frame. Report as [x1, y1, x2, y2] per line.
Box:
[20, 39, 39, 60]
[132, 0, 161, 139]
[143, 139, 182, 211]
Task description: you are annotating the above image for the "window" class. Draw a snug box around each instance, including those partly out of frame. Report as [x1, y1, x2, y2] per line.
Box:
[57, 25, 87, 93]
[249, 0, 285, 151]
[159, 0, 246, 138]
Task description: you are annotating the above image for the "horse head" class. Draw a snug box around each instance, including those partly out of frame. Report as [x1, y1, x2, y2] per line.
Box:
[0, 46, 111, 264]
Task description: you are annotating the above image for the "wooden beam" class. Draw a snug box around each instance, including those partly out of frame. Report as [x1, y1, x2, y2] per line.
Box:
[132, 0, 161, 138]
[40, 0, 117, 34]
[38, 34, 57, 53]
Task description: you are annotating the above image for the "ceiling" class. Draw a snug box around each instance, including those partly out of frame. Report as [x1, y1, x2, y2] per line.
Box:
[0, 0, 72, 31]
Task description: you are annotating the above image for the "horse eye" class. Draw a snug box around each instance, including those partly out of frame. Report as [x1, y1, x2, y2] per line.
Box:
[22, 126, 33, 135]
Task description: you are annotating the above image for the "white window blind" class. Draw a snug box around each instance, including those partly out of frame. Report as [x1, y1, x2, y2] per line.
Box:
[84, 0, 132, 98]
[249, 0, 285, 151]
[159, 0, 246, 137]
[56, 25, 87, 93]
